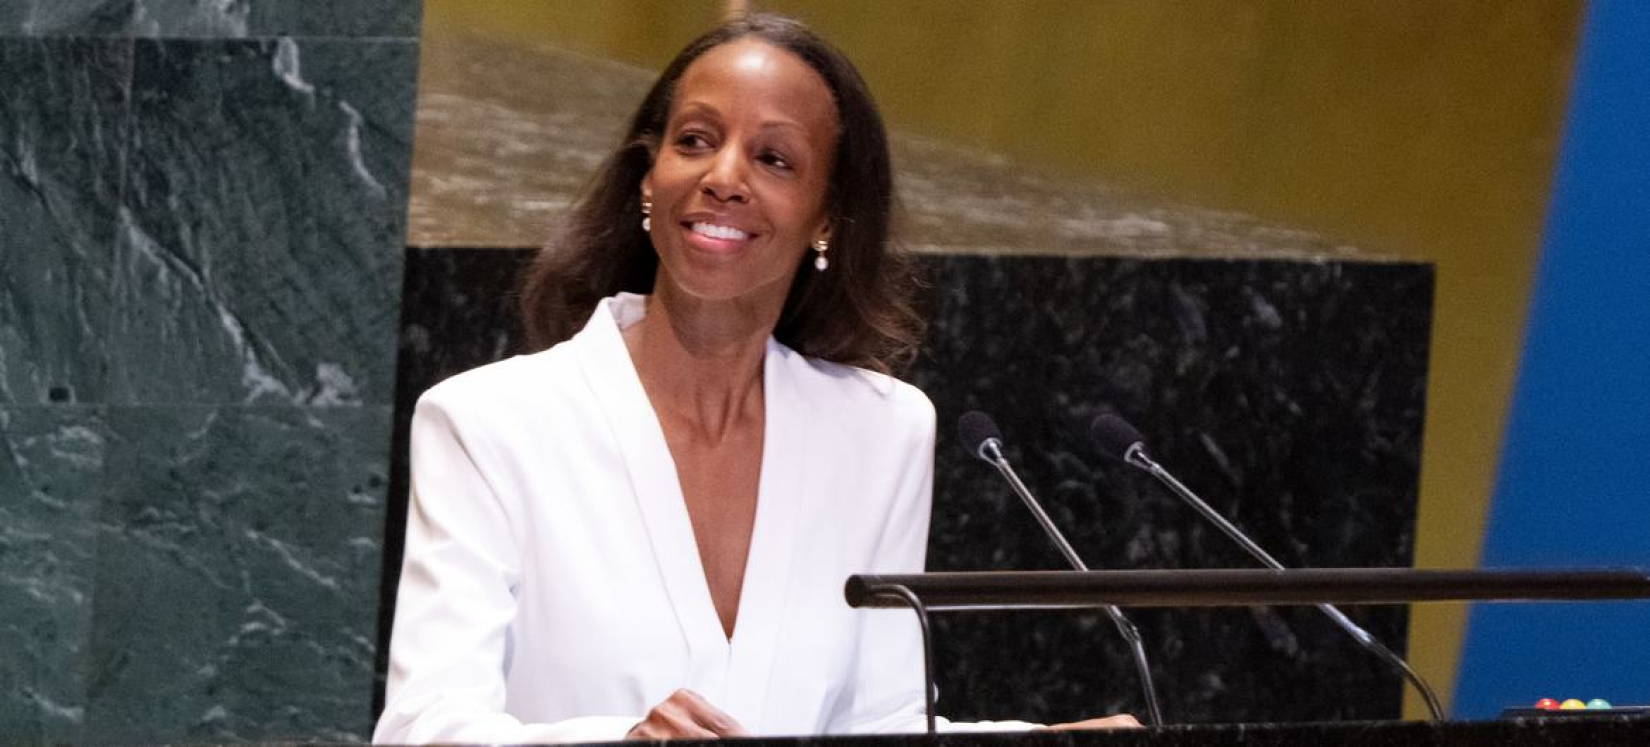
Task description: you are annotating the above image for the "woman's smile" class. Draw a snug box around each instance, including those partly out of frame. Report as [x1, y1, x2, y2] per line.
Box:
[682, 218, 757, 256]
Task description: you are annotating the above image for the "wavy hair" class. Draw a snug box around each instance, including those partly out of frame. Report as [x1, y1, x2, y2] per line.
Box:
[518, 12, 922, 374]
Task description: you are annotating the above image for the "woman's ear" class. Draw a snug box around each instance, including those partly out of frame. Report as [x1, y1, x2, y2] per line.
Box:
[641, 171, 653, 203]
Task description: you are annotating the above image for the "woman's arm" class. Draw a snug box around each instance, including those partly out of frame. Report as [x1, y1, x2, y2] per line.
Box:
[373, 390, 638, 744]
[823, 392, 1039, 735]
[822, 387, 1141, 735]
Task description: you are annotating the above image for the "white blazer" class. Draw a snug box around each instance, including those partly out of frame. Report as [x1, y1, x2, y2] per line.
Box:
[375, 294, 1018, 743]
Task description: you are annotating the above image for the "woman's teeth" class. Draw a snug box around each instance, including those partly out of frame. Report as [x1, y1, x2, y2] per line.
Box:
[691, 222, 749, 241]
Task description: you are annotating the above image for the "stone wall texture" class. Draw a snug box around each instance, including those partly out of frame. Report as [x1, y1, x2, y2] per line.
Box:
[0, 2, 422, 742]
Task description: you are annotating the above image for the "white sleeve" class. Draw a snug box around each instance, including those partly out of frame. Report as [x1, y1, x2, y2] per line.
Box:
[828, 396, 1039, 735]
[372, 391, 639, 744]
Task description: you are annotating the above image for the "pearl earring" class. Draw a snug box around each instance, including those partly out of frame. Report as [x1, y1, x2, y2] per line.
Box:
[812, 238, 829, 271]
[641, 200, 652, 232]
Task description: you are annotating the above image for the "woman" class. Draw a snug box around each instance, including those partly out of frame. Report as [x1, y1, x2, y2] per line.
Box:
[375, 13, 1136, 742]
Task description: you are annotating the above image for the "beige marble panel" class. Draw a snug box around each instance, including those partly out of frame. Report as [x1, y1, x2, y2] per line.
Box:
[408, 30, 1384, 262]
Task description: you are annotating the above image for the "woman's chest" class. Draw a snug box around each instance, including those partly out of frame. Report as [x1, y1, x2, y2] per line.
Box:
[504, 502, 865, 732]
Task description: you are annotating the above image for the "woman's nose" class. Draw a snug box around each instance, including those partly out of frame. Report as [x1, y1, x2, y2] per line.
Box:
[699, 146, 750, 203]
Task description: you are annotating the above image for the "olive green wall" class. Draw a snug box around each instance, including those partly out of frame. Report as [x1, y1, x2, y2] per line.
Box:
[418, 0, 1584, 717]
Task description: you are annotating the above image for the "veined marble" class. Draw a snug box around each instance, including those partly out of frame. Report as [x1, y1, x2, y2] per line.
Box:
[915, 255, 1430, 723]
[0, 38, 129, 405]
[85, 405, 390, 743]
[0, 0, 420, 39]
[0, 407, 106, 745]
[0, 0, 132, 35]
[109, 38, 415, 407]
[128, 0, 421, 39]
[0, 1, 422, 742]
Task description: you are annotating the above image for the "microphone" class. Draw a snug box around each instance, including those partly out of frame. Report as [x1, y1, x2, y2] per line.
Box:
[1090, 413, 1445, 721]
[957, 411, 1164, 726]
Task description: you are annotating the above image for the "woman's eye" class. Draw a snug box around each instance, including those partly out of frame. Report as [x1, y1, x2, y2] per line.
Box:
[759, 152, 792, 170]
[676, 132, 712, 149]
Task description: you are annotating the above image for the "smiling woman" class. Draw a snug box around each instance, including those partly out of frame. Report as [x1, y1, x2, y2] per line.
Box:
[372, 13, 1136, 743]
[517, 13, 920, 375]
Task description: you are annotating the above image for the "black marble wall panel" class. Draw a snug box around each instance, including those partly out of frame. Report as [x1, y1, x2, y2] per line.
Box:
[383, 248, 1433, 726]
[0, 1, 422, 743]
[111, 38, 415, 407]
[373, 248, 530, 708]
[915, 257, 1431, 724]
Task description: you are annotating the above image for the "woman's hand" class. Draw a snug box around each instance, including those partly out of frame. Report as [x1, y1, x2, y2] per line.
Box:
[626, 688, 751, 740]
[1042, 714, 1144, 730]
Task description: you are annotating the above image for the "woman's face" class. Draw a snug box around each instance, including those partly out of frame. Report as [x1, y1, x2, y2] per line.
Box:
[642, 39, 838, 308]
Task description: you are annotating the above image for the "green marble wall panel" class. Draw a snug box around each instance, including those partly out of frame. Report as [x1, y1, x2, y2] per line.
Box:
[0, 1, 422, 38]
[0, 38, 129, 405]
[0, 1, 133, 35]
[130, 0, 422, 38]
[2, 1, 420, 740]
[84, 405, 389, 743]
[110, 38, 415, 406]
[0, 407, 107, 745]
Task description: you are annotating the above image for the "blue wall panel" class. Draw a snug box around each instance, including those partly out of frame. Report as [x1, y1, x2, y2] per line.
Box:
[1455, 0, 1650, 719]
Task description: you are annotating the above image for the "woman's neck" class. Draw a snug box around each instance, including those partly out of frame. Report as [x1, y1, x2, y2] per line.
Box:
[623, 286, 780, 442]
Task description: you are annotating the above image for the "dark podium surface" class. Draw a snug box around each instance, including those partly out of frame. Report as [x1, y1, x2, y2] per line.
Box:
[839, 718, 1645, 746]
[374, 717, 1650, 746]
[817, 719, 1650, 747]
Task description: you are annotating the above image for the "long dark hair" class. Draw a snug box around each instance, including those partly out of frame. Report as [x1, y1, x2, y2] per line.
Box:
[518, 12, 922, 374]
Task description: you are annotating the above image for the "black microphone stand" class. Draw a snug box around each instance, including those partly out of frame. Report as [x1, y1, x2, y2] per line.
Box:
[1121, 442, 1446, 722]
[979, 438, 1166, 726]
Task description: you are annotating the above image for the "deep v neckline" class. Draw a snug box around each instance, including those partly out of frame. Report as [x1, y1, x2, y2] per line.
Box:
[577, 294, 808, 728]
[651, 385, 765, 642]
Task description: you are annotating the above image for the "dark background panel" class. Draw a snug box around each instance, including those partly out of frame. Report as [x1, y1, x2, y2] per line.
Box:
[916, 256, 1431, 723]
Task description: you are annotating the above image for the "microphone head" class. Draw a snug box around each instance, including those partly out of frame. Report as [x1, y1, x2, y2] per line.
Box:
[957, 410, 1004, 462]
[1090, 413, 1146, 461]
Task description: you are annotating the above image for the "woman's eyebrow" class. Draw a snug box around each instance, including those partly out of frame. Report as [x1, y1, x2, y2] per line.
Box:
[672, 101, 723, 121]
[757, 120, 809, 135]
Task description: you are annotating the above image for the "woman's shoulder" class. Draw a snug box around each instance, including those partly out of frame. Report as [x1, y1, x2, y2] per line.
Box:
[781, 347, 934, 427]
[416, 343, 581, 415]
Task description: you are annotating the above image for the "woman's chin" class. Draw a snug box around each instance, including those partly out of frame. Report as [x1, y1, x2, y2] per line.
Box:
[656, 267, 798, 310]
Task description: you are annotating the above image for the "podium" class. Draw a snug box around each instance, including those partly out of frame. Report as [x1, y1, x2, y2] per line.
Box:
[589, 719, 1648, 746]
[577, 718, 1650, 745]
[845, 568, 1650, 734]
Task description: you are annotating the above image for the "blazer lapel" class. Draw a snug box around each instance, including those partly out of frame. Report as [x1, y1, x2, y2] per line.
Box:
[575, 297, 728, 672]
[723, 338, 807, 731]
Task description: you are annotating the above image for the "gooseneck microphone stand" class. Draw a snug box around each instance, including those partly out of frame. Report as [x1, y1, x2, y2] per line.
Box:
[1110, 426, 1444, 722]
[963, 411, 1165, 726]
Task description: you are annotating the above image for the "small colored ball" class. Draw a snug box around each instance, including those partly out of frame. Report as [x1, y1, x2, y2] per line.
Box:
[1560, 699, 1587, 710]
[1587, 699, 1612, 709]
[1534, 698, 1560, 710]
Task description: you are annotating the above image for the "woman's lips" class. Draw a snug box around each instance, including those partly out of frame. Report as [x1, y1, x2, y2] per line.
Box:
[682, 220, 754, 255]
